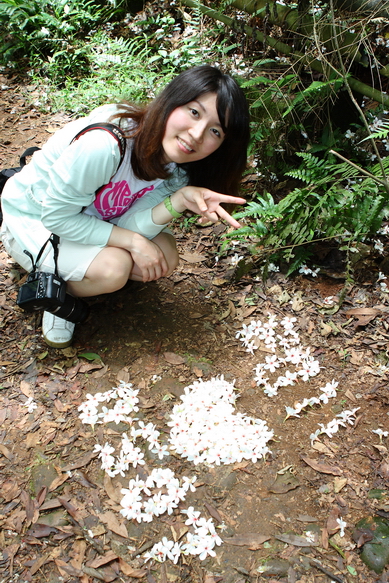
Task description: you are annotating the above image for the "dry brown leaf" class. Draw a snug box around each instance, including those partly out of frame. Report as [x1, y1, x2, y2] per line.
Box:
[87, 551, 118, 569]
[379, 461, 389, 478]
[345, 388, 357, 403]
[321, 526, 329, 549]
[0, 443, 14, 460]
[103, 475, 122, 504]
[19, 380, 33, 398]
[291, 292, 304, 311]
[118, 558, 146, 578]
[1, 478, 21, 502]
[70, 540, 87, 571]
[204, 502, 222, 523]
[54, 558, 83, 577]
[301, 456, 342, 475]
[349, 349, 365, 365]
[312, 442, 334, 456]
[170, 521, 188, 542]
[179, 253, 206, 263]
[78, 362, 104, 374]
[345, 307, 381, 327]
[320, 322, 333, 337]
[61, 450, 97, 472]
[99, 511, 128, 538]
[48, 473, 69, 492]
[224, 533, 270, 548]
[30, 552, 52, 575]
[26, 432, 41, 449]
[326, 507, 340, 535]
[334, 477, 348, 493]
[163, 352, 186, 365]
[269, 470, 300, 494]
[116, 367, 130, 384]
[193, 365, 203, 377]
[275, 533, 318, 547]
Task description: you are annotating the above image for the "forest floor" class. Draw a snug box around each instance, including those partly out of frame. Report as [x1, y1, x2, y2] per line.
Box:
[0, 73, 389, 583]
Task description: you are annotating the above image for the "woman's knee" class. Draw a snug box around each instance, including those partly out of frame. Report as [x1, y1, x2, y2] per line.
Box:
[153, 233, 179, 276]
[86, 248, 133, 291]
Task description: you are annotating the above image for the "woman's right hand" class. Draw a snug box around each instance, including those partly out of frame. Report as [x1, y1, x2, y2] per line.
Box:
[109, 227, 168, 282]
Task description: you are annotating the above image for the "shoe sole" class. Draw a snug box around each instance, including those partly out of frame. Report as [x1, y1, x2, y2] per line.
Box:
[43, 336, 73, 349]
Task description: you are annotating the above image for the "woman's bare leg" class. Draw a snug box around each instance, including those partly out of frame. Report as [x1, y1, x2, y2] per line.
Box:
[66, 233, 179, 297]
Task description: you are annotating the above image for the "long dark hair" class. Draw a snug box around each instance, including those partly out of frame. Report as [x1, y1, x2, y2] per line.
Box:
[114, 65, 250, 196]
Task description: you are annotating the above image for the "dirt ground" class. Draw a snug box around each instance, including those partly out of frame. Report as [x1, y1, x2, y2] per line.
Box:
[1, 73, 389, 583]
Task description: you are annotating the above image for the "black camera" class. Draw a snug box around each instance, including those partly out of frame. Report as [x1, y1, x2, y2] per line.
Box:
[17, 271, 89, 324]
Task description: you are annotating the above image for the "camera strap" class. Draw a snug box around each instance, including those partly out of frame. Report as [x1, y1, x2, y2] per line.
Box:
[23, 234, 60, 275]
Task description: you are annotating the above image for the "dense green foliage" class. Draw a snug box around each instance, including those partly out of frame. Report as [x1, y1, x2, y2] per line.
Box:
[0, 0, 119, 80]
[228, 152, 389, 274]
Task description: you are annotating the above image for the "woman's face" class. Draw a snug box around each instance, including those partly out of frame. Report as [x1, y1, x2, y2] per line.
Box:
[162, 92, 225, 164]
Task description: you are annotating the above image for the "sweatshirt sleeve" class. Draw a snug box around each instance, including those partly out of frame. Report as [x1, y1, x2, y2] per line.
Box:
[41, 130, 121, 246]
[115, 168, 188, 239]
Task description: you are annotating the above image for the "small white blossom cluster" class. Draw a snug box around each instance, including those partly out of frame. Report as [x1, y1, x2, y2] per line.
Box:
[78, 387, 222, 564]
[323, 296, 336, 305]
[24, 397, 38, 413]
[310, 408, 360, 445]
[168, 376, 273, 465]
[378, 224, 389, 236]
[299, 265, 320, 277]
[78, 381, 139, 426]
[230, 253, 244, 266]
[285, 380, 339, 419]
[236, 314, 322, 396]
[377, 272, 389, 293]
[120, 469, 197, 523]
[144, 507, 222, 563]
[374, 239, 385, 254]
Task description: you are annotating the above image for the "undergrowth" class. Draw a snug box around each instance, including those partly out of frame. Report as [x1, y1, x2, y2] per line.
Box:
[226, 152, 389, 275]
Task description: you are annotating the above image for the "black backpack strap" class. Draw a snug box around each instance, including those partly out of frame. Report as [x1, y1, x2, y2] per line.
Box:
[71, 122, 127, 168]
[20, 146, 41, 167]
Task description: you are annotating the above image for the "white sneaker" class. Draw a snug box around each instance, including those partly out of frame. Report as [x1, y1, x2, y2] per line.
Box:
[42, 311, 75, 348]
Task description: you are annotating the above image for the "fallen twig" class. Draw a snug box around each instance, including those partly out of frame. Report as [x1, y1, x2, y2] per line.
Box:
[308, 556, 345, 583]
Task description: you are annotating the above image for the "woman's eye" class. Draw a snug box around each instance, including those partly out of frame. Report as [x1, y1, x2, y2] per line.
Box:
[190, 108, 199, 116]
[211, 128, 221, 138]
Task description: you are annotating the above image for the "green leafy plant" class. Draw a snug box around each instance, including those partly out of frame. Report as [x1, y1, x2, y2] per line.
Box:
[136, 6, 217, 75]
[32, 32, 172, 113]
[0, 0, 117, 76]
[227, 152, 389, 275]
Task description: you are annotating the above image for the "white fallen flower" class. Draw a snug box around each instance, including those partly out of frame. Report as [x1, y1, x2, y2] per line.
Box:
[337, 517, 347, 537]
[24, 397, 38, 413]
[372, 428, 389, 442]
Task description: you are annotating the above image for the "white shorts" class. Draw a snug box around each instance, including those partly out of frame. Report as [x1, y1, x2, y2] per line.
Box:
[1, 223, 103, 282]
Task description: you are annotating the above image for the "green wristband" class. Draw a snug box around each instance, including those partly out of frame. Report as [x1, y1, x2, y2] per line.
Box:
[164, 195, 182, 219]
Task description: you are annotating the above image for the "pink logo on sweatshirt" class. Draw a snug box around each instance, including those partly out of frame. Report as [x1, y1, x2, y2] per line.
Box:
[94, 181, 155, 219]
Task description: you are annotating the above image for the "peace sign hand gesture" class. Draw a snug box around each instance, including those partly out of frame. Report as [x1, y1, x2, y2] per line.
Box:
[172, 186, 246, 228]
